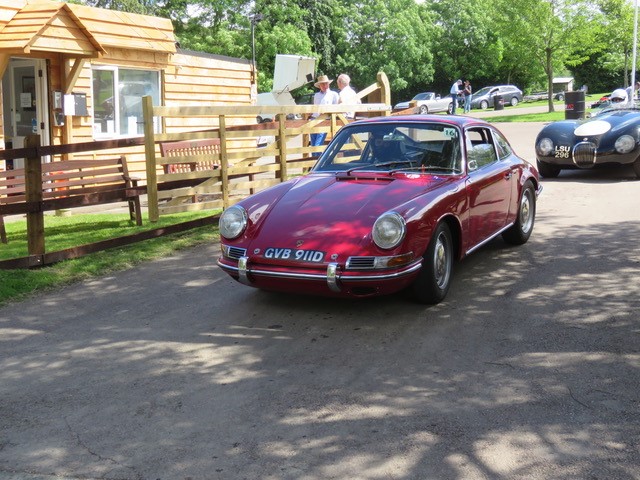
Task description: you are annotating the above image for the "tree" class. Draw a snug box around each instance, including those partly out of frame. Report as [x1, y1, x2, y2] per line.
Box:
[430, 0, 504, 92]
[340, 0, 435, 101]
[495, 0, 602, 111]
[594, 0, 636, 87]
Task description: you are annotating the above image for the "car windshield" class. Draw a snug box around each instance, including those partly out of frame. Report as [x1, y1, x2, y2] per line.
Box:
[312, 122, 463, 175]
[474, 87, 493, 97]
[413, 92, 434, 101]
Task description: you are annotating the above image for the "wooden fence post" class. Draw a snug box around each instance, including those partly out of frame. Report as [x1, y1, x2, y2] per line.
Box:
[219, 115, 229, 208]
[277, 113, 288, 181]
[25, 134, 45, 259]
[143, 95, 159, 222]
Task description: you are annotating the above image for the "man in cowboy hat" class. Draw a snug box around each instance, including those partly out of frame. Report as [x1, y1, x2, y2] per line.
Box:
[310, 74, 340, 152]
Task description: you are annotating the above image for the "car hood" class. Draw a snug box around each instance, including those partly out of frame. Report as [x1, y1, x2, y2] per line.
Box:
[239, 173, 452, 258]
[538, 109, 640, 140]
[394, 101, 410, 109]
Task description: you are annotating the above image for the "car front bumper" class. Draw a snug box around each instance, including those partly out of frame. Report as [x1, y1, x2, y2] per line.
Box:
[217, 256, 423, 298]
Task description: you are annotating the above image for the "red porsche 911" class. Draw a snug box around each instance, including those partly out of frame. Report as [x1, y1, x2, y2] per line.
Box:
[217, 115, 542, 304]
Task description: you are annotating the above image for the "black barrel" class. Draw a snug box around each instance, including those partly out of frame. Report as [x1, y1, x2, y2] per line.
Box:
[493, 95, 504, 110]
[565, 90, 586, 119]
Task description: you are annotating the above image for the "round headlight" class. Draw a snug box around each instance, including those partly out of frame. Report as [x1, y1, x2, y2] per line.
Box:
[537, 137, 554, 156]
[614, 135, 635, 154]
[372, 212, 406, 249]
[219, 205, 248, 239]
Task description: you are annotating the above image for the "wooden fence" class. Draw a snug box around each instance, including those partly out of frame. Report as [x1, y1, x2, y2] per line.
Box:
[143, 72, 392, 222]
[0, 72, 391, 266]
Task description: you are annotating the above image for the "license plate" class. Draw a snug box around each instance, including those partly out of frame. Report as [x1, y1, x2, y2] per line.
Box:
[263, 247, 325, 263]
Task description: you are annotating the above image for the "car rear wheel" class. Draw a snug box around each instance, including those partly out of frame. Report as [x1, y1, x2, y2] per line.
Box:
[536, 159, 561, 178]
[447, 102, 453, 114]
[633, 158, 640, 178]
[503, 181, 536, 245]
[418, 105, 428, 114]
[510, 97, 519, 106]
[411, 222, 453, 304]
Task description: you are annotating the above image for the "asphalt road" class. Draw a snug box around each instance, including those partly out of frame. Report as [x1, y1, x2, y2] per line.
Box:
[1, 120, 639, 480]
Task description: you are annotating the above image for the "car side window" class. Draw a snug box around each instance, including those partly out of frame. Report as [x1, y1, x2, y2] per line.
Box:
[493, 130, 512, 160]
[466, 128, 498, 170]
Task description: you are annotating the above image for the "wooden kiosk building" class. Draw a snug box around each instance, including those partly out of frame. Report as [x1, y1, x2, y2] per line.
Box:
[0, 0, 254, 177]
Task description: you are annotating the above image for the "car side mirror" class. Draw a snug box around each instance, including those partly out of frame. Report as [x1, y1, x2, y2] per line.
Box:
[468, 159, 478, 171]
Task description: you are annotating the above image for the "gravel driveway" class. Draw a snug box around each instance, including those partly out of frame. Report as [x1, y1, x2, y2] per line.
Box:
[1, 121, 639, 480]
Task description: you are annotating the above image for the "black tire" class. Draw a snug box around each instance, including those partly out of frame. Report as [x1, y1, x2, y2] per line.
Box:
[480, 100, 489, 110]
[503, 181, 536, 245]
[510, 96, 519, 107]
[536, 159, 561, 178]
[418, 105, 428, 114]
[447, 102, 453, 114]
[556, 93, 564, 101]
[633, 158, 640, 179]
[411, 222, 454, 304]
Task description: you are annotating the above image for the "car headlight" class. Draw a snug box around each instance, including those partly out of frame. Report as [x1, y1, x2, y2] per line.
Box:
[537, 137, 554, 156]
[372, 212, 406, 249]
[614, 135, 635, 154]
[219, 205, 248, 239]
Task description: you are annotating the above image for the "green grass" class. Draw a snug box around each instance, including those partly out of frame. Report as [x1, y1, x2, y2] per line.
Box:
[0, 211, 220, 306]
[489, 110, 568, 122]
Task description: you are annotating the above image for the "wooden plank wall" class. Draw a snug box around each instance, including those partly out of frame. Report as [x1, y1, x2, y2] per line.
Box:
[0, 1, 252, 180]
[67, 51, 253, 179]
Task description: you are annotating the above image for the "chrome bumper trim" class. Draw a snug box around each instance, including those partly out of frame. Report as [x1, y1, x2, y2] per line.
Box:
[217, 257, 423, 291]
[238, 256, 250, 285]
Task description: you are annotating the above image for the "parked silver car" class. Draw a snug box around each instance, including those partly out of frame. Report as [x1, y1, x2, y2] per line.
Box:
[471, 85, 523, 109]
[393, 92, 453, 114]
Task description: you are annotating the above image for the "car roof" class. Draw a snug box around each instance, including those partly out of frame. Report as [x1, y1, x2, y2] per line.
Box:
[350, 114, 490, 128]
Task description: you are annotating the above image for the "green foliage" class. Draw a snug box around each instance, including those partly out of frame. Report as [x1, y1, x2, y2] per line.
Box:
[77, 0, 633, 117]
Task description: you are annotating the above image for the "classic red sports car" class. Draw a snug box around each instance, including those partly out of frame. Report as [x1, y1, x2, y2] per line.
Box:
[217, 115, 542, 304]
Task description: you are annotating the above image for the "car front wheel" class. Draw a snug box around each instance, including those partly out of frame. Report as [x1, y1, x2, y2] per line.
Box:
[510, 97, 519, 106]
[503, 181, 536, 245]
[411, 222, 454, 304]
[536, 159, 561, 178]
[480, 100, 489, 110]
[418, 105, 428, 114]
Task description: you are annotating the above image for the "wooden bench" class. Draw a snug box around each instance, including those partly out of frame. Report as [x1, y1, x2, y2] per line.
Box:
[0, 156, 142, 244]
[159, 138, 221, 174]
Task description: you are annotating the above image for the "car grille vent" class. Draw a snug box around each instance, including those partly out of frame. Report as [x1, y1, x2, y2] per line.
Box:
[226, 246, 247, 259]
[573, 141, 596, 168]
[346, 256, 376, 269]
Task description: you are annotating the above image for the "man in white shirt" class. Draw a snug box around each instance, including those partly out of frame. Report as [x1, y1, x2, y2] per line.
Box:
[311, 75, 340, 151]
[450, 79, 462, 115]
[337, 73, 361, 119]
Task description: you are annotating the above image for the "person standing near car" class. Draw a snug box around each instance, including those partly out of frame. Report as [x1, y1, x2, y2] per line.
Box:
[463, 80, 473, 113]
[337, 73, 360, 119]
[310, 75, 340, 151]
[625, 81, 640, 104]
[450, 79, 462, 114]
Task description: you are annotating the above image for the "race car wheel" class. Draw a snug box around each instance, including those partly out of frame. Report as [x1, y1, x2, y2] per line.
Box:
[411, 222, 453, 304]
[510, 97, 519, 107]
[503, 180, 536, 245]
[536, 160, 561, 178]
[418, 105, 428, 114]
[480, 100, 489, 110]
[633, 158, 640, 179]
